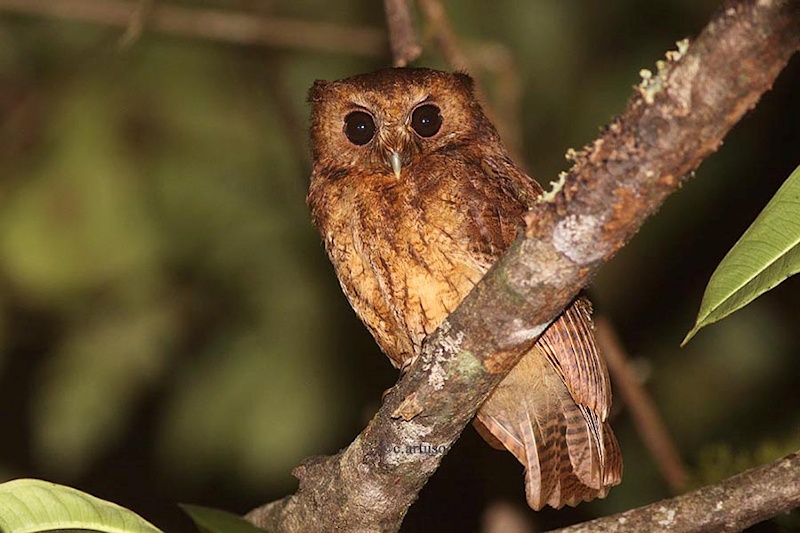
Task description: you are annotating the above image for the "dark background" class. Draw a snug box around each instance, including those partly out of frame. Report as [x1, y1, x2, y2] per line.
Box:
[0, 1, 798, 531]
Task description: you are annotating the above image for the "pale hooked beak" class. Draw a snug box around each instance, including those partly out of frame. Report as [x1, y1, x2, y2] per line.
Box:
[387, 150, 403, 178]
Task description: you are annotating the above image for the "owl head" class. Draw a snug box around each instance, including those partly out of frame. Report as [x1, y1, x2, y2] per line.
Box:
[308, 68, 503, 180]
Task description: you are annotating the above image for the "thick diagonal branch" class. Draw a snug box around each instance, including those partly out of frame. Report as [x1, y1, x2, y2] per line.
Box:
[247, 1, 800, 531]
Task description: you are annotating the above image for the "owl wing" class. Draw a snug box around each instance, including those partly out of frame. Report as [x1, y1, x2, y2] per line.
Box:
[536, 298, 623, 487]
[538, 298, 612, 421]
[474, 298, 622, 510]
[466, 155, 621, 508]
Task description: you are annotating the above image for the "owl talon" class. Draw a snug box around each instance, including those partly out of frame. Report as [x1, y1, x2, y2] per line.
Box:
[380, 385, 396, 402]
[381, 355, 416, 401]
[399, 355, 416, 375]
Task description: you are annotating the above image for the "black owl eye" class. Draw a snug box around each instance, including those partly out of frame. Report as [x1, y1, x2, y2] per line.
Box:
[344, 111, 376, 145]
[410, 104, 442, 138]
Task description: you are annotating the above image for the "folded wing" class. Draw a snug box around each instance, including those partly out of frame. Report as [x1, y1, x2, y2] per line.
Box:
[475, 298, 622, 509]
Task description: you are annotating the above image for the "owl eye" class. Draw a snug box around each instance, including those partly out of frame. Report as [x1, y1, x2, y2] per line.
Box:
[410, 104, 442, 138]
[344, 111, 376, 145]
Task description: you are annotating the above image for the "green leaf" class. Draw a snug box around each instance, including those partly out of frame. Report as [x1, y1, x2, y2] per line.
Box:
[0, 478, 162, 533]
[180, 504, 264, 533]
[684, 164, 800, 344]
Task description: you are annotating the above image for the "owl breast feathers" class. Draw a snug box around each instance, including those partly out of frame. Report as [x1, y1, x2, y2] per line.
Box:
[307, 67, 621, 510]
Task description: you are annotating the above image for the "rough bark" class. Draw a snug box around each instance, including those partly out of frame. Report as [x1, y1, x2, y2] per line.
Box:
[558, 449, 800, 532]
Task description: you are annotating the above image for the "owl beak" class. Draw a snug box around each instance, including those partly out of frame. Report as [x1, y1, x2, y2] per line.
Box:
[387, 150, 403, 178]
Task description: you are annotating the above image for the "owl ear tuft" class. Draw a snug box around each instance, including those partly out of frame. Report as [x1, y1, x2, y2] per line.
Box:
[453, 72, 476, 94]
[308, 80, 330, 103]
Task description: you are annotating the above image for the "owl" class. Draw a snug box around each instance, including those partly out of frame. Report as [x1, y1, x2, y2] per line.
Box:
[307, 67, 622, 510]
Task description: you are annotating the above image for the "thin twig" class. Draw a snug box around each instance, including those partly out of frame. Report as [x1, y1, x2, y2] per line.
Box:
[557, 449, 800, 532]
[416, 0, 470, 70]
[596, 317, 689, 493]
[383, 0, 421, 66]
[416, 0, 526, 167]
[0, 0, 388, 57]
[117, 0, 153, 49]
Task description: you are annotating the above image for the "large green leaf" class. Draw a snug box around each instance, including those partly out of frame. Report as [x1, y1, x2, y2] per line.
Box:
[0, 478, 162, 532]
[180, 504, 264, 533]
[684, 164, 800, 344]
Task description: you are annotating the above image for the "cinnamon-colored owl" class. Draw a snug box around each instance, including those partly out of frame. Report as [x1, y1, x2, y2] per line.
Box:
[307, 67, 622, 510]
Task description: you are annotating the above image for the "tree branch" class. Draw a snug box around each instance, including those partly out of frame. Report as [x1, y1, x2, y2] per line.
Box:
[416, 0, 470, 70]
[416, 0, 527, 169]
[556, 449, 800, 532]
[383, 0, 421, 66]
[247, 1, 800, 531]
[0, 0, 388, 56]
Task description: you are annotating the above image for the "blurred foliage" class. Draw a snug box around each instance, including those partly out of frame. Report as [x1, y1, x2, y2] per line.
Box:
[694, 436, 800, 487]
[0, 1, 798, 532]
[693, 436, 800, 531]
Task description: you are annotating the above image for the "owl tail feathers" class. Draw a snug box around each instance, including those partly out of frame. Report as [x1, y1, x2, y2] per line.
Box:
[474, 395, 622, 511]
